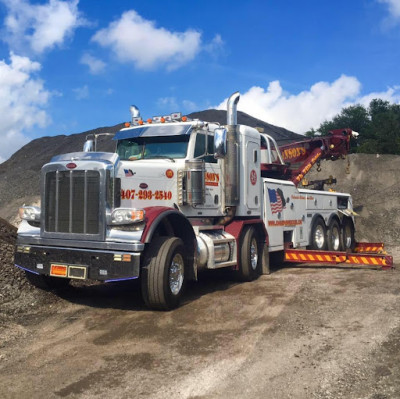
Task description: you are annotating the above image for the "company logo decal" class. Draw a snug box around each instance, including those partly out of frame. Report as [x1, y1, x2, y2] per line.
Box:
[281, 147, 307, 161]
[268, 188, 286, 214]
[250, 170, 257, 185]
[205, 172, 220, 186]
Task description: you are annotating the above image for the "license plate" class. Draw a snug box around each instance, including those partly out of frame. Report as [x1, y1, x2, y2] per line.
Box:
[50, 264, 87, 280]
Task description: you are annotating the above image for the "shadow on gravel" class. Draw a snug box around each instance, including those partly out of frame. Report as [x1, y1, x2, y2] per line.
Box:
[53, 269, 241, 311]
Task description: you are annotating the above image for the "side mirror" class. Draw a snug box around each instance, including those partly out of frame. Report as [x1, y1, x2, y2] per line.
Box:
[83, 139, 94, 152]
[214, 128, 227, 159]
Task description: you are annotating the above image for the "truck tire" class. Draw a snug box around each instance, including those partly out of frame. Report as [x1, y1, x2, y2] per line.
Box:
[141, 237, 186, 310]
[327, 219, 341, 251]
[25, 271, 70, 290]
[238, 226, 262, 281]
[309, 217, 327, 250]
[341, 218, 356, 252]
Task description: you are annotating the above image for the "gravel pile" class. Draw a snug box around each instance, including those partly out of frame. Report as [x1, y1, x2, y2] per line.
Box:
[0, 217, 57, 316]
[0, 218, 23, 304]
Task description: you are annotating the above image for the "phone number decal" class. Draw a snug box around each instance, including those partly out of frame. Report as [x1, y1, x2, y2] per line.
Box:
[121, 189, 172, 200]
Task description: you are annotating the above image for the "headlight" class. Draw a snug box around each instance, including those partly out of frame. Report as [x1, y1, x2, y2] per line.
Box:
[19, 206, 41, 221]
[110, 208, 145, 225]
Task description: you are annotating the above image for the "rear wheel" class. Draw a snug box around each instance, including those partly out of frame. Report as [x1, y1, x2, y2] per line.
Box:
[309, 217, 327, 250]
[327, 219, 341, 251]
[141, 237, 186, 310]
[341, 218, 356, 252]
[238, 226, 262, 281]
[25, 271, 70, 290]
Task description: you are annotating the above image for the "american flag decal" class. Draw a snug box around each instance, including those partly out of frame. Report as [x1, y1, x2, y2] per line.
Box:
[124, 169, 135, 177]
[268, 188, 283, 214]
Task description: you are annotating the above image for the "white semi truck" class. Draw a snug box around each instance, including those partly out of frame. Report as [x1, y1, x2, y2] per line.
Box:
[15, 92, 392, 310]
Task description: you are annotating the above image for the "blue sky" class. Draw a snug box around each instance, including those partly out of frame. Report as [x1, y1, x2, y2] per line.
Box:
[0, 0, 400, 162]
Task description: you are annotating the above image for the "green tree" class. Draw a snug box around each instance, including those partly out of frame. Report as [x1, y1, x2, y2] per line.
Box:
[362, 99, 400, 154]
[313, 99, 400, 155]
[304, 127, 318, 137]
[318, 105, 370, 136]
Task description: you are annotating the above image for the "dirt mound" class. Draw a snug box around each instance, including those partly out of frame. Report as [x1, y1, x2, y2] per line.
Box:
[0, 217, 57, 316]
[308, 153, 400, 260]
[0, 217, 23, 307]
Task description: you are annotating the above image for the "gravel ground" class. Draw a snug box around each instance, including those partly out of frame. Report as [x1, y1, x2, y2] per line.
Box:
[0, 262, 399, 399]
[1, 216, 400, 398]
[1, 153, 399, 398]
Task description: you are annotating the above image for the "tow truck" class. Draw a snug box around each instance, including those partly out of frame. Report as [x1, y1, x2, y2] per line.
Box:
[15, 92, 393, 309]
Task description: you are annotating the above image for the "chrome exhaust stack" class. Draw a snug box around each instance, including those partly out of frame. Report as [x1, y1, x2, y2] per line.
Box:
[130, 105, 140, 121]
[224, 92, 240, 207]
[227, 91, 240, 125]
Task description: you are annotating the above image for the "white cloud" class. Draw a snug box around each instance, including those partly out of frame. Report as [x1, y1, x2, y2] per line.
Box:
[0, 52, 50, 163]
[156, 97, 200, 113]
[80, 53, 106, 74]
[1, 0, 87, 54]
[379, 0, 400, 18]
[204, 34, 225, 57]
[73, 85, 89, 100]
[217, 76, 400, 133]
[358, 86, 400, 106]
[92, 10, 202, 71]
[157, 97, 179, 110]
[182, 100, 199, 112]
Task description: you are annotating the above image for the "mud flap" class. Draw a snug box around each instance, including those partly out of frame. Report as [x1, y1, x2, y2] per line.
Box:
[261, 242, 270, 275]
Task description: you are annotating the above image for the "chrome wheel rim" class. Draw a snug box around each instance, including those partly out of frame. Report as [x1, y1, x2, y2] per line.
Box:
[344, 225, 352, 248]
[331, 226, 340, 251]
[250, 238, 258, 270]
[314, 225, 325, 249]
[169, 253, 184, 295]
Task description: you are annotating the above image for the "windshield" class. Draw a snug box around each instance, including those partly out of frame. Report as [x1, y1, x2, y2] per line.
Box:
[117, 135, 190, 161]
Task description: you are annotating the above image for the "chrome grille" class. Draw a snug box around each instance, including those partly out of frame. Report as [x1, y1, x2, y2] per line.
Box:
[45, 170, 100, 234]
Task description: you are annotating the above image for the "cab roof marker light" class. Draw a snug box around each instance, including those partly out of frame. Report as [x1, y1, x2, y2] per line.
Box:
[171, 112, 182, 120]
[132, 117, 142, 126]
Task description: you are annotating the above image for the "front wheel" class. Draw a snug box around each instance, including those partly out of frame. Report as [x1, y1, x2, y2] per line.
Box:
[141, 237, 186, 310]
[238, 226, 262, 281]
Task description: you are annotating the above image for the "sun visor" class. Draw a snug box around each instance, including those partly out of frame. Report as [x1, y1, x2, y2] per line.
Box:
[113, 124, 192, 140]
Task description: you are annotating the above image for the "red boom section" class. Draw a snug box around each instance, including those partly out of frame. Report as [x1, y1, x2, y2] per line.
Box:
[278, 128, 353, 186]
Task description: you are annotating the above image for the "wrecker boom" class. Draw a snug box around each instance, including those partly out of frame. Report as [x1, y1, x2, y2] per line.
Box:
[260, 128, 356, 186]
